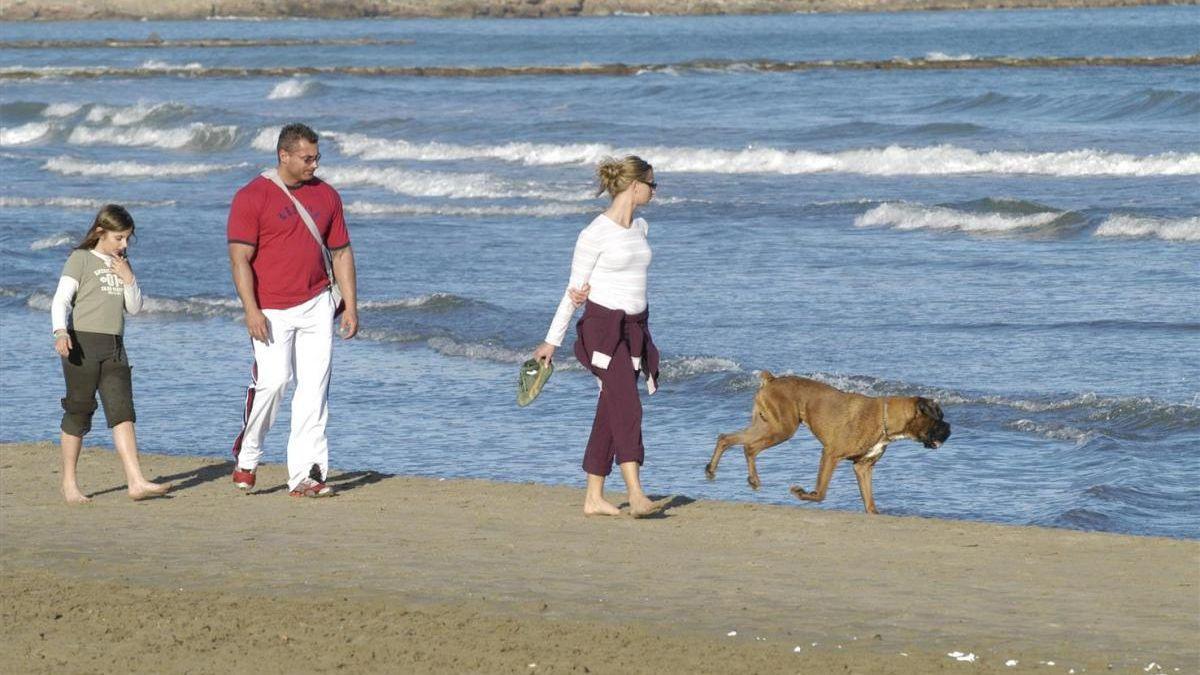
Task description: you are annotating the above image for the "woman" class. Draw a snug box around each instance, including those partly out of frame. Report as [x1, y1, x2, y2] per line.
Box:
[533, 156, 665, 517]
[51, 204, 169, 503]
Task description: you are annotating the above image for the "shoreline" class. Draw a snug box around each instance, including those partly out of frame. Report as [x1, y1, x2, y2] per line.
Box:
[2, 441, 1197, 673]
[1, 0, 1195, 21]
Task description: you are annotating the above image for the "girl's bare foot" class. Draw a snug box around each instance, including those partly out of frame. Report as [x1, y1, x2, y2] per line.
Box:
[62, 485, 92, 504]
[128, 481, 170, 501]
[583, 496, 621, 516]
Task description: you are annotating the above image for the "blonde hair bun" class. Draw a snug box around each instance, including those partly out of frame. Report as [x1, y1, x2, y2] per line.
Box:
[596, 155, 653, 198]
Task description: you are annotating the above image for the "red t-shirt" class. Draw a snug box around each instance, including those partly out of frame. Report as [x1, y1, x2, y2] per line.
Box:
[227, 175, 350, 310]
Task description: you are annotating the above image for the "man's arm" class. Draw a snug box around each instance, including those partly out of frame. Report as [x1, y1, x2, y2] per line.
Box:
[332, 245, 358, 339]
[228, 242, 270, 343]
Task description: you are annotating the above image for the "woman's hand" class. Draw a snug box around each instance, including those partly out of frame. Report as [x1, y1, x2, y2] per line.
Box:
[110, 254, 135, 286]
[532, 341, 556, 365]
[54, 333, 72, 358]
[568, 283, 590, 307]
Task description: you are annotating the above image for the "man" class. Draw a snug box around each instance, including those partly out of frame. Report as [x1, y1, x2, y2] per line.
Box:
[226, 122, 358, 497]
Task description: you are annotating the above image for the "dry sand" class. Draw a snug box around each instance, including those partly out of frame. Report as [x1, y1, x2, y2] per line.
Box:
[1, 0, 1192, 21]
[1, 441, 1197, 673]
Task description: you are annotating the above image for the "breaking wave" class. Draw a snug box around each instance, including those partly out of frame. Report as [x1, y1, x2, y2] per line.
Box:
[0, 196, 177, 209]
[345, 201, 593, 219]
[854, 200, 1081, 236]
[267, 78, 322, 99]
[1094, 215, 1200, 242]
[43, 155, 246, 177]
[331, 132, 1200, 177]
[318, 165, 589, 201]
[67, 122, 239, 150]
[1, 121, 53, 145]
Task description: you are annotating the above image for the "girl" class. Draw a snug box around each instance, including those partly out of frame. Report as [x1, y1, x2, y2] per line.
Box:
[51, 204, 169, 503]
[533, 156, 666, 518]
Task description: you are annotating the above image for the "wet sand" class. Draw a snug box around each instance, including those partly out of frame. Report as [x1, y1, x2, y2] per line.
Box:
[1, 441, 1196, 673]
[1, 0, 1190, 21]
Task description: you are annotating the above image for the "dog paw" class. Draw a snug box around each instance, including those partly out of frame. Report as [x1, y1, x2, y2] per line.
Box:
[703, 464, 716, 480]
[747, 476, 761, 490]
[789, 485, 808, 498]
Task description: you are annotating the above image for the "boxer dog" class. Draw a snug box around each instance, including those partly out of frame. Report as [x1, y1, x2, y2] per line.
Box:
[705, 372, 950, 514]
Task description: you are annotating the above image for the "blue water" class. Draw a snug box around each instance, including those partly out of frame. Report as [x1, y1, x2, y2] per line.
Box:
[1, 7, 1197, 538]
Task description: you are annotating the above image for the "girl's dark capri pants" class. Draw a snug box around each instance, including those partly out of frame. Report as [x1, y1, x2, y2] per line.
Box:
[60, 330, 136, 437]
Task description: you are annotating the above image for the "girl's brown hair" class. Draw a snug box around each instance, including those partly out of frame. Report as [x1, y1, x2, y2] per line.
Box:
[76, 204, 135, 250]
[596, 155, 653, 198]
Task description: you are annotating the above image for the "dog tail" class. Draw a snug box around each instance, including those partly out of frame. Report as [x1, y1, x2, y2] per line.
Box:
[758, 370, 775, 386]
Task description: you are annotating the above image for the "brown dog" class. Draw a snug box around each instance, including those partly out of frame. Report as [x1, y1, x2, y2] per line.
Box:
[704, 372, 950, 514]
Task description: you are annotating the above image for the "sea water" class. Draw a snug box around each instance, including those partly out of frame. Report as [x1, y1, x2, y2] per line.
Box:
[1, 7, 1197, 537]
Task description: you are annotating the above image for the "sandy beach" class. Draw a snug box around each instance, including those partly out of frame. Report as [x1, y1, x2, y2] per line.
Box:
[1, 441, 1196, 673]
[0, 0, 1192, 21]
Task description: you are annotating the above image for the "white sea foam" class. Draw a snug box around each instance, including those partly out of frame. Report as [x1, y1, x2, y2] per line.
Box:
[358, 293, 466, 310]
[332, 133, 1200, 177]
[331, 131, 616, 166]
[251, 126, 280, 152]
[0, 196, 177, 209]
[1094, 215, 1200, 242]
[140, 59, 202, 70]
[318, 165, 586, 201]
[345, 201, 592, 218]
[925, 52, 975, 61]
[426, 336, 529, 364]
[29, 233, 75, 250]
[44, 155, 244, 178]
[267, 78, 317, 99]
[855, 202, 1064, 234]
[85, 102, 186, 126]
[659, 356, 741, 380]
[67, 123, 238, 150]
[43, 102, 83, 118]
[1, 122, 52, 145]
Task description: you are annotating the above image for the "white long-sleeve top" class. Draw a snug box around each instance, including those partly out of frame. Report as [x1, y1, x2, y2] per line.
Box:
[51, 249, 143, 333]
[545, 214, 651, 347]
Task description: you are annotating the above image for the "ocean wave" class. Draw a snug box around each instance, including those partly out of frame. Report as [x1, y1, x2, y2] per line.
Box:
[0, 196, 177, 209]
[44, 155, 246, 178]
[333, 133, 1200, 177]
[924, 51, 975, 62]
[250, 126, 280, 152]
[920, 88, 1200, 122]
[43, 102, 84, 118]
[1, 121, 53, 145]
[29, 233, 75, 251]
[854, 201, 1075, 235]
[345, 200, 593, 219]
[1007, 419, 1094, 444]
[358, 293, 474, 311]
[0, 37, 415, 49]
[267, 77, 322, 100]
[318, 165, 588, 201]
[2, 55, 1195, 81]
[67, 122, 239, 150]
[1094, 215, 1200, 242]
[85, 101, 191, 126]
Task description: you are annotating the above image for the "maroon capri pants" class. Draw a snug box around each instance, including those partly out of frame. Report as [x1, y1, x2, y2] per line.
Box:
[576, 317, 644, 477]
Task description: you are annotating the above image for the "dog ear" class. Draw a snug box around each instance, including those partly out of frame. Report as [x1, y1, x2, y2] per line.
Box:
[917, 398, 943, 420]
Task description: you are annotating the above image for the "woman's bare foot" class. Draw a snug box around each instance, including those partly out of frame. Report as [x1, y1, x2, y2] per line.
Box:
[583, 496, 621, 517]
[62, 485, 92, 504]
[629, 495, 669, 518]
[128, 482, 170, 501]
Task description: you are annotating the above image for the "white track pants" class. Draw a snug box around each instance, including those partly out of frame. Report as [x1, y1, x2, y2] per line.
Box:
[233, 291, 335, 491]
